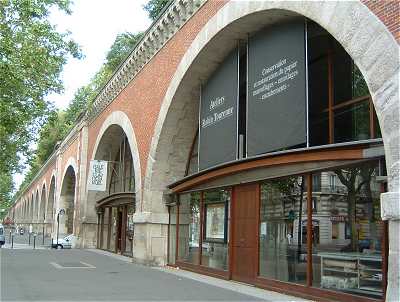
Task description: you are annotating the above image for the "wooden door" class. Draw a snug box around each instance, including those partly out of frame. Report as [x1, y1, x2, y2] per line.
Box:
[231, 183, 259, 283]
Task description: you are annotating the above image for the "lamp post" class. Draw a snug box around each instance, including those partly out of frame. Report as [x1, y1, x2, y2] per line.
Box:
[56, 208, 65, 249]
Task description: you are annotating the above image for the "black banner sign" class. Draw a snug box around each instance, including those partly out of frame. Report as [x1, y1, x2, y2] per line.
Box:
[199, 49, 238, 171]
[247, 19, 307, 156]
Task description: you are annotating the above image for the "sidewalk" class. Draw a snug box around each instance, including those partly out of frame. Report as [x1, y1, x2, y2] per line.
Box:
[87, 248, 311, 302]
[2, 242, 49, 250]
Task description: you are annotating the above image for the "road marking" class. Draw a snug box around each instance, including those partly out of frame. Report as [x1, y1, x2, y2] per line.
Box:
[50, 261, 96, 269]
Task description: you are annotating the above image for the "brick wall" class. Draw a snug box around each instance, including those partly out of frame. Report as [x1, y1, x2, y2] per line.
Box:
[86, 0, 228, 181]
[362, 0, 400, 42]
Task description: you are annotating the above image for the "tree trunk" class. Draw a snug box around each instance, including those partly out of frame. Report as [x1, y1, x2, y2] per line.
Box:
[347, 189, 358, 251]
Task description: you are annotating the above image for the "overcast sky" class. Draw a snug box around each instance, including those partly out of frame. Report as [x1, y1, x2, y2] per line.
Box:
[14, 0, 152, 189]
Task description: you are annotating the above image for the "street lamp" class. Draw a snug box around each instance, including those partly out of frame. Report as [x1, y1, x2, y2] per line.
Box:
[55, 208, 65, 248]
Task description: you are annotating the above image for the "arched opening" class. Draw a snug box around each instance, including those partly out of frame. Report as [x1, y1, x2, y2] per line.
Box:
[59, 166, 76, 235]
[46, 176, 56, 234]
[39, 184, 46, 222]
[146, 4, 397, 301]
[89, 124, 136, 256]
[30, 193, 34, 222]
[39, 183, 46, 236]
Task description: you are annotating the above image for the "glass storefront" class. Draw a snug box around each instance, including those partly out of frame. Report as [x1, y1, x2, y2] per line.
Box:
[311, 162, 384, 298]
[96, 133, 136, 256]
[202, 190, 229, 271]
[169, 160, 387, 300]
[259, 176, 308, 285]
[167, 15, 387, 302]
[173, 189, 230, 273]
[177, 192, 200, 264]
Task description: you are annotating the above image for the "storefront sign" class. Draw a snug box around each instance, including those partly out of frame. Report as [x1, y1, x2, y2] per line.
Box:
[247, 19, 307, 156]
[199, 49, 238, 170]
[87, 160, 108, 191]
[330, 215, 347, 222]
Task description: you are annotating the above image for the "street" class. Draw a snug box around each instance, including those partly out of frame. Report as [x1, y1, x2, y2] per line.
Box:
[1, 248, 306, 301]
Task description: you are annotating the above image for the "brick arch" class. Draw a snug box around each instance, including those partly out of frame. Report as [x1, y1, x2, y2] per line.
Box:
[59, 158, 77, 235]
[90, 110, 141, 203]
[145, 1, 399, 299]
[46, 173, 56, 223]
[39, 181, 47, 222]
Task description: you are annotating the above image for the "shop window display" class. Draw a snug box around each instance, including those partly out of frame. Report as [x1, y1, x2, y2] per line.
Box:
[124, 205, 135, 257]
[259, 176, 308, 284]
[201, 190, 230, 271]
[177, 192, 201, 264]
[311, 161, 383, 298]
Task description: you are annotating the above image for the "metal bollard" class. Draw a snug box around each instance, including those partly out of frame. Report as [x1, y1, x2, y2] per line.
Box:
[28, 233, 31, 245]
[9, 230, 12, 243]
[11, 234, 14, 249]
[33, 234, 36, 249]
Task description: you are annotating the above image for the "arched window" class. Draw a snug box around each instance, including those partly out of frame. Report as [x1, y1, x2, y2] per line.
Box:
[108, 135, 135, 194]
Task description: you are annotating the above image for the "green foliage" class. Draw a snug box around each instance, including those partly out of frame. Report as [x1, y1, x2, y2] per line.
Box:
[13, 0, 158, 206]
[106, 32, 144, 72]
[0, 0, 81, 211]
[0, 171, 14, 216]
[16, 30, 145, 199]
[143, 0, 171, 21]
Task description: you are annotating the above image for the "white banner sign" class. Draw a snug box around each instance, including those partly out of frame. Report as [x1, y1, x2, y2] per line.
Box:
[88, 160, 108, 191]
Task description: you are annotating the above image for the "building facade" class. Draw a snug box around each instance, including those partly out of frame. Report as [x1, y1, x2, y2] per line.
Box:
[8, 1, 399, 301]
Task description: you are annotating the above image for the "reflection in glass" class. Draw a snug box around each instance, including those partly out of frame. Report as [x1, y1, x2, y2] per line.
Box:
[168, 206, 177, 264]
[124, 205, 135, 256]
[109, 207, 117, 252]
[202, 190, 229, 271]
[312, 162, 383, 299]
[101, 208, 109, 250]
[307, 20, 381, 147]
[259, 176, 307, 284]
[177, 192, 200, 264]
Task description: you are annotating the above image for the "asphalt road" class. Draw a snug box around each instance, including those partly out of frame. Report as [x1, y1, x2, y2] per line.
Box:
[1, 249, 264, 301]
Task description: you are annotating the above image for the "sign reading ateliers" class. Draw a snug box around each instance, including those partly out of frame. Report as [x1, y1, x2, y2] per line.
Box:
[201, 96, 234, 129]
[199, 49, 238, 171]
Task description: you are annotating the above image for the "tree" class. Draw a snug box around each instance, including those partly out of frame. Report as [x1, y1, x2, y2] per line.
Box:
[143, 0, 171, 21]
[106, 32, 144, 72]
[16, 30, 144, 196]
[335, 164, 375, 251]
[0, 0, 81, 210]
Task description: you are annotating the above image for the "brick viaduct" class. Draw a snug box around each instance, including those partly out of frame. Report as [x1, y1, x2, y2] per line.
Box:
[7, 1, 399, 300]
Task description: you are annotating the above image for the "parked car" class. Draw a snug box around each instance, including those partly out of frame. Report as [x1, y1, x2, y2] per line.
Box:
[52, 234, 75, 249]
[0, 224, 5, 247]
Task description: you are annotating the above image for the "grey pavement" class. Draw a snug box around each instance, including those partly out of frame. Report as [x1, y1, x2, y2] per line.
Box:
[0, 248, 309, 301]
[3, 230, 53, 248]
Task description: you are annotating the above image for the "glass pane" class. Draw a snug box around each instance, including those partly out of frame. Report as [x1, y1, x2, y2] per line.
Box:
[177, 192, 200, 264]
[109, 207, 118, 252]
[334, 101, 370, 143]
[168, 206, 177, 265]
[259, 176, 307, 285]
[124, 205, 134, 257]
[307, 22, 329, 147]
[201, 189, 230, 271]
[312, 161, 384, 299]
[101, 208, 109, 250]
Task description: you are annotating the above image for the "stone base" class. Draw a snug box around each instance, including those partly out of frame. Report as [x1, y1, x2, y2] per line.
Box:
[132, 222, 168, 266]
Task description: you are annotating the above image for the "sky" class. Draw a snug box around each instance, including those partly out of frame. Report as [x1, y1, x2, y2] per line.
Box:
[14, 0, 152, 189]
[48, 0, 151, 109]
